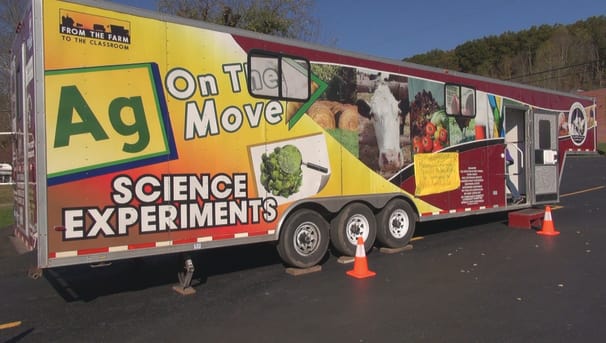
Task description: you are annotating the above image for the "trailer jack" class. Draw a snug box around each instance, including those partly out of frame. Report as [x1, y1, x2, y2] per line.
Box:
[172, 257, 196, 295]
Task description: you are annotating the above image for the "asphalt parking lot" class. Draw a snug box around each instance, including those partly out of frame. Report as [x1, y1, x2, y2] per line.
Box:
[1, 154, 605, 342]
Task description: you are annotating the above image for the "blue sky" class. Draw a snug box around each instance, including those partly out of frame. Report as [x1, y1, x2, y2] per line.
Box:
[115, 0, 604, 60]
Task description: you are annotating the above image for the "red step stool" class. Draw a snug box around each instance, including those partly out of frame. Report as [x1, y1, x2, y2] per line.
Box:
[508, 208, 545, 229]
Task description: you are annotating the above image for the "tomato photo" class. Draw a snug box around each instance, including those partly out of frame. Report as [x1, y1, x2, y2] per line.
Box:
[425, 122, 436, 136]
[422, 135, 433, 152]
[413, 138, 424, 153]
[433, 139, 443, 152]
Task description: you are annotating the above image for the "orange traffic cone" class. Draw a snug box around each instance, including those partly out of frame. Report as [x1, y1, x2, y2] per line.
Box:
[537, 205, 560, 236]
[346, 236, 376, 279]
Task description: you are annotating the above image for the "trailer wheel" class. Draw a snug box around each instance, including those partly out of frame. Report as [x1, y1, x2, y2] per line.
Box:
[330, 203, 377, 256]
[277, 209, 330, 268]
[376, 199, 416, 249]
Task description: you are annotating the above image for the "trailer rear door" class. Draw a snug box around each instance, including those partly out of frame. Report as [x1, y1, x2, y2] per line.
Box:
[11, 4, 39, 253]
[531, 112, 559, 204]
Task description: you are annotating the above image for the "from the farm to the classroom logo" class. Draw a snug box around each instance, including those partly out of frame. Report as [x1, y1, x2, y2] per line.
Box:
[59, 9, 131, 48]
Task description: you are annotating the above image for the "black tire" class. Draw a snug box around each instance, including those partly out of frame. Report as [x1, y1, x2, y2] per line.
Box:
[376, 198, 416, 249]
[277, 209, 330, 268]
[330, 203, 377, 256]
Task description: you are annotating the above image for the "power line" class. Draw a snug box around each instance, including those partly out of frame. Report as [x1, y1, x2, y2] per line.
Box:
[506, 59, 602, 81]
[521, 71, 583, 85]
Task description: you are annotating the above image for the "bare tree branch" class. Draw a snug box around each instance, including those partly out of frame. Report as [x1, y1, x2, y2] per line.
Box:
[157, 0, 318, 41]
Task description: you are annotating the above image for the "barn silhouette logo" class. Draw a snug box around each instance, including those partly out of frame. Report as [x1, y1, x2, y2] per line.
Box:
[59, 9, 131, 44]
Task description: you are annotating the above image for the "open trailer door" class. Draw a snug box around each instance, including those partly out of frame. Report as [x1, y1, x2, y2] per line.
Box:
[530, 111, 559, 205]
[10, 3, 40, 254]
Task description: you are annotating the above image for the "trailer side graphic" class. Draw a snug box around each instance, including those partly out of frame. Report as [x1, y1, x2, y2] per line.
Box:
[11, 0, 596, 271]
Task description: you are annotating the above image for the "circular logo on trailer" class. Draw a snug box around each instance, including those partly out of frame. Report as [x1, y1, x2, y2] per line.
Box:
[568, 102, 587, 146]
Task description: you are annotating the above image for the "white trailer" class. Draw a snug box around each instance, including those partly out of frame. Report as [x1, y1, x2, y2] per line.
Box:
[11, 0, 596, 288]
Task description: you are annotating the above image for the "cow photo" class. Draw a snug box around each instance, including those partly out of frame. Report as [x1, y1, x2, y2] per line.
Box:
[307, 66, 411, 179]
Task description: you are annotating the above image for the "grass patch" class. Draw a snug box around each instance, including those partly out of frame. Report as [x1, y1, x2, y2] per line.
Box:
[0, 185, 14, 228]
[598, 142, 606, 155]
[0, 209, 13, 228]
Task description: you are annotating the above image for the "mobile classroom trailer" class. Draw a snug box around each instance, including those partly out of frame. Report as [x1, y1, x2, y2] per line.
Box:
[10, 0, 597, 279]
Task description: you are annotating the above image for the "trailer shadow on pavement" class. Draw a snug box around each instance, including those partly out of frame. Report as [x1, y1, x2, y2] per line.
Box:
[40, 212, 512, 302]
[1, 209, 513, 303]
[42, 242, 285, 302]
[414, 211, 510, 237]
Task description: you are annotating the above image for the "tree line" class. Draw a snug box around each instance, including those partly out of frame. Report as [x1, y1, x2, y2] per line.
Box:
[404, 16, 606, 92]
